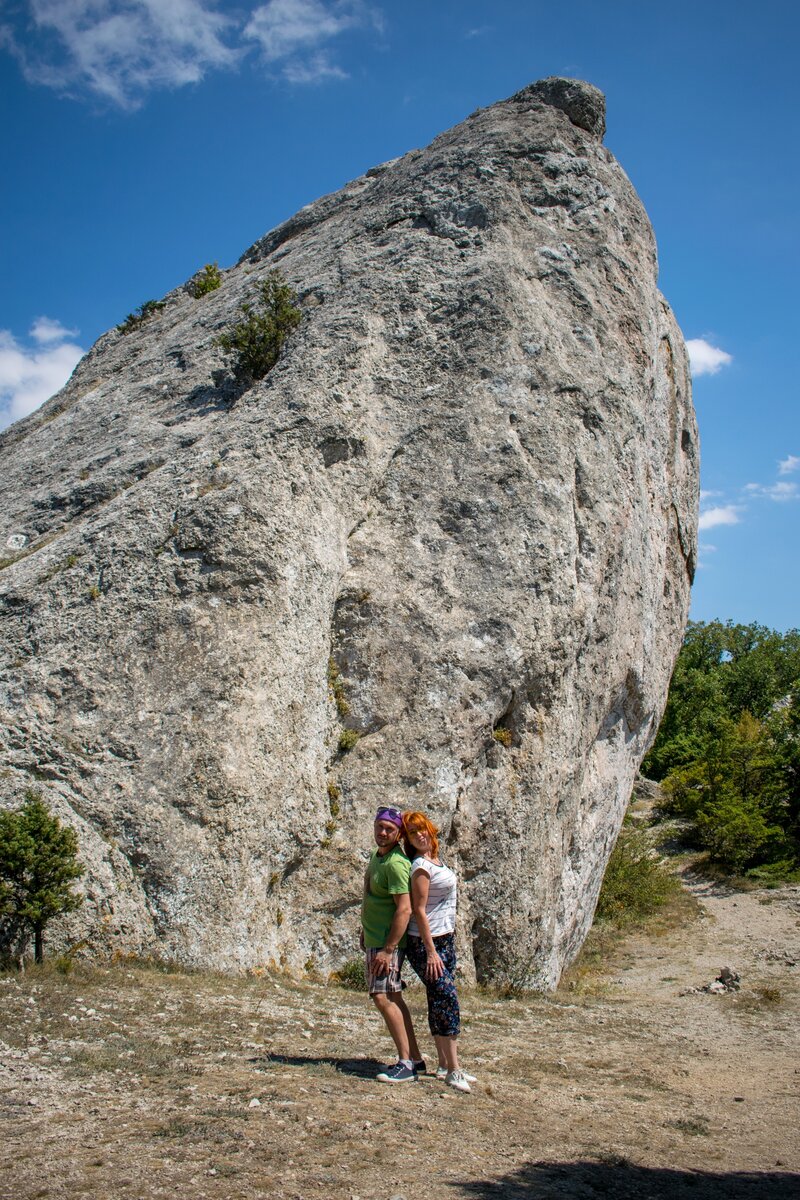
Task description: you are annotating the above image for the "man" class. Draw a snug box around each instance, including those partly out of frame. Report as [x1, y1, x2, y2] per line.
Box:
[361, 806, 423, 1082]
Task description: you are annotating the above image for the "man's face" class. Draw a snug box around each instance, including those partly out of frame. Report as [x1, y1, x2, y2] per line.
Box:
[373, 819, 401, 852]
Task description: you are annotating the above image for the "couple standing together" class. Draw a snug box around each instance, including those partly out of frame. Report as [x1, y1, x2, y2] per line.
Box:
[360, 806, 476, 1093]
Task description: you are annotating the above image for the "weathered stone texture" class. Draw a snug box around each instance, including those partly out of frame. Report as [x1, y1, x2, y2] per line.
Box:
[0, 78, 697, 985]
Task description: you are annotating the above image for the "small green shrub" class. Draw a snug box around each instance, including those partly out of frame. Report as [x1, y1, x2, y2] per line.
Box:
[327, 658, 350, 717]
[338, 729, 360, 753]
[594, 823, 680, 927]
[327, 779, 341, 817]
[333, 957, 367, 991]
[117, 299, 166, 334]
[493, 726, 512, 748]
[191, 262, 222, 298]
[217, 271, 302, 384]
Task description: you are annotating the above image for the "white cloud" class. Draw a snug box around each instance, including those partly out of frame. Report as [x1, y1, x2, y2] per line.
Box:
[686, 338, 733, 377]
[30, 315, 79, 344]
[2, 0, 379, 104]
[0, 320, 84, 428]
[698, 505, 742, 531]
[6, 0, 240, 109]
[778, 454, 800, 476]
[699, 488, 722, 502]
[244, 0, 378, 81]
[744, 480, 799, 503]
[282, 50, 347, 83]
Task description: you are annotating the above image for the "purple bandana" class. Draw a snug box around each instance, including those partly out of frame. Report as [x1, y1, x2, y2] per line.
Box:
[375, 807, 403, 828]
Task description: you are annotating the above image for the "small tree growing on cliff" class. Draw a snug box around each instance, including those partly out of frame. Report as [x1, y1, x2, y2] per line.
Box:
[0, 790, 84, 964]
[217, 271, 302, 384]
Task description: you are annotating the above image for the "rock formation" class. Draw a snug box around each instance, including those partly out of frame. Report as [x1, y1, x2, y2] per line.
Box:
[0, 78, 697, 986]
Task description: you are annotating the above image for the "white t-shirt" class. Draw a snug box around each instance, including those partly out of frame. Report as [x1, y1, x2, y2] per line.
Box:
[407, 857, 457, 937]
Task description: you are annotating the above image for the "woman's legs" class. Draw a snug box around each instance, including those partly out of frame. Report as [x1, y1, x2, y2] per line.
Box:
[433, 1033, 459, 1072]
[406, 933, 461, 1066]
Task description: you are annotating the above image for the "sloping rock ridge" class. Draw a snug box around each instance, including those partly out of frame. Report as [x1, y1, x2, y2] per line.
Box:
[0, 77, 697, 986]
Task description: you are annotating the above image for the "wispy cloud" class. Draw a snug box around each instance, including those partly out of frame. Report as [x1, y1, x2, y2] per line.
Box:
[778, 454, 800, 476]
[698, 505, 742, 531]
[686, 337, 733, 377]
[0, 319, 84, 429]
[4, 1, 241, 109]
[744, 480, 799, 503]
[465, 25, 492, 38]
[245, 0, 379, 82]
[1, 0, 377, 106]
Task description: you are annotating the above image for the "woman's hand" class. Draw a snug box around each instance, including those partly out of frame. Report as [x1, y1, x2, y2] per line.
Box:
[425, 950, 444, 981]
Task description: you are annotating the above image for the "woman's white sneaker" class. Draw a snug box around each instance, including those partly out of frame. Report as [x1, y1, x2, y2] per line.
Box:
[445, 1069, 471, 1092]
[437, 1067, 477, 1083]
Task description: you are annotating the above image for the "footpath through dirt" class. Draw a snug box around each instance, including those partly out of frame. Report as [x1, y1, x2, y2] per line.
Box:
[1, 876, 799, 1199]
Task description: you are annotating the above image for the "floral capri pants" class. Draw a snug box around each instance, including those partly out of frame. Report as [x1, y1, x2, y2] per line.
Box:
[405, 932, 461, 1037]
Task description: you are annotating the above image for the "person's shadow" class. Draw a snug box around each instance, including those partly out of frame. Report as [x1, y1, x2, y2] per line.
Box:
[450, 1160, 799, 1200]
[250, 1052, 385, 1079]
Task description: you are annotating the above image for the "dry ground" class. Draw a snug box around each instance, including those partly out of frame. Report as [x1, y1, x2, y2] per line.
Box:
[1, 875, 799, 1200]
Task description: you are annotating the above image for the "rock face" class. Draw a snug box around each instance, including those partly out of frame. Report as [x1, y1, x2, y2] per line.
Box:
[0, 78, 697, 986]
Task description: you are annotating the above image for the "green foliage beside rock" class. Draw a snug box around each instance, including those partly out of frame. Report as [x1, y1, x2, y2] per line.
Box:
[217, 271, 302, 384]
[595, 822, 680, 926]
[0, 790, 85, 963]
[644, 620, 800, 876]
[191, 262, 222, 298]
[117, 299, 166, 334]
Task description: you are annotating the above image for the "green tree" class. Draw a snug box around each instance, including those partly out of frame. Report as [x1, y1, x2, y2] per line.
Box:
[217, 271, 302, 384]
[647, 620, 800, 876]
[0, 790, 84, 963]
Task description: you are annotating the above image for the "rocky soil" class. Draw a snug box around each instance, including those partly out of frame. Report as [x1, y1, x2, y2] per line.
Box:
[2, 873, 797, 1200]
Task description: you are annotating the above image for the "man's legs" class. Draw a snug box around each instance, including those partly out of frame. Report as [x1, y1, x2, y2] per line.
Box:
[371, 992, 422, 1062]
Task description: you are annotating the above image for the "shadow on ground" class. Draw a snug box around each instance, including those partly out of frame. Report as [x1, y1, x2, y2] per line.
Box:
[451, 1161, 799, 1199]
[254, 1052, 385, 1079]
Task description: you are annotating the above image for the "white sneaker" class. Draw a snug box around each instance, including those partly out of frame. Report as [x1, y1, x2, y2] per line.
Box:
[436, 1066, 477, 1083]
[444, 1069, 471, 1093]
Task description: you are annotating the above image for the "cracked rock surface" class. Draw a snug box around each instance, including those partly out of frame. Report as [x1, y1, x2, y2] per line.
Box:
[0, 77, 697, 985]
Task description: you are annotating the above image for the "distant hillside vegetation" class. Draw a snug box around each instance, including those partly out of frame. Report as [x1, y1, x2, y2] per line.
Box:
[643, 620, 800, 878]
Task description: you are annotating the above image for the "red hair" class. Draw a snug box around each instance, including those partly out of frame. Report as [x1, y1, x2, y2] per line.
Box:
[401, 811, 439, 861]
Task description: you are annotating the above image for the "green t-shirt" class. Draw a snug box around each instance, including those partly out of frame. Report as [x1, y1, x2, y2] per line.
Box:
[361, 845, 411, 949]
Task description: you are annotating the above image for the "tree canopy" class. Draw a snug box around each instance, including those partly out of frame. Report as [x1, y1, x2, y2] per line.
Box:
[0, 790, 84, 963]
[644, 620, 800, 877]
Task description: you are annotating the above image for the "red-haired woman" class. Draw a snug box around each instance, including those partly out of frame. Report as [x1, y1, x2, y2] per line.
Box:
[401, 810, 476, 1093]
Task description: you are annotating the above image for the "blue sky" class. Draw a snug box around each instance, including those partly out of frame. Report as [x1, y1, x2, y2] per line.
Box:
[1, 0, 797, 631]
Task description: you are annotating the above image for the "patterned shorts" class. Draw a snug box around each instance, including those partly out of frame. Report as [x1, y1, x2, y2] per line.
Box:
[365, 947, 406, 995]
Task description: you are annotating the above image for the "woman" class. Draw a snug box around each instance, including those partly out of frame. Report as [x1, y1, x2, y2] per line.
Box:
[401, 810, 477, 1093]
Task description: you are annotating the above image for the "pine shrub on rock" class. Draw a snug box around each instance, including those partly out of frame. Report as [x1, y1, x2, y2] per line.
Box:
[117, 299, 166, 334]
[217, 271, 302, 385]
[191, 262, 222, 298]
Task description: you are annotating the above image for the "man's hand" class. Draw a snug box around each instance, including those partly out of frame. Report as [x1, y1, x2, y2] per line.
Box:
[373, 948, 393, 977]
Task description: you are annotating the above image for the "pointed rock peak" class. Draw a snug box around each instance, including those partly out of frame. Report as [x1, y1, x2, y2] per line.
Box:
[514, 76, 606, 140]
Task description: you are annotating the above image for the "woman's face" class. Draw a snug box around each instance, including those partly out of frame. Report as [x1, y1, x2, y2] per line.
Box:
[408, 826, 432, 855]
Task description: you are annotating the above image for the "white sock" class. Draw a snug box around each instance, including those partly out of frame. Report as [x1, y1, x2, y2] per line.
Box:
[400, 1058, 413, 1069]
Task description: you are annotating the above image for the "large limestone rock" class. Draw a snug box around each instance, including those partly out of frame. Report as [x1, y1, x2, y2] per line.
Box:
[0, 78, 697, 986]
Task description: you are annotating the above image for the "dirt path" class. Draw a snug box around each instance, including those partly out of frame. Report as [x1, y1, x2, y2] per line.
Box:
[2, 878, 798, 1200]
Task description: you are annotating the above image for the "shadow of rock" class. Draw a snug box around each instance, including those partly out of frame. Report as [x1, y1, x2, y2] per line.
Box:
[450, 1161, 798, 1200]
